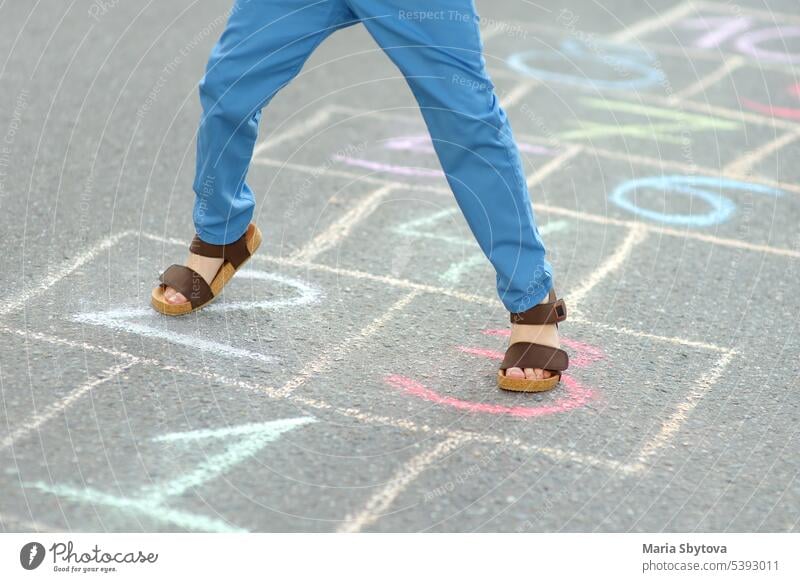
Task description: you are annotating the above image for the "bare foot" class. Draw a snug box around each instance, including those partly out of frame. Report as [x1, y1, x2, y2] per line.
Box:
[163, 253, 224, 304]
[503, 294, 561, 380]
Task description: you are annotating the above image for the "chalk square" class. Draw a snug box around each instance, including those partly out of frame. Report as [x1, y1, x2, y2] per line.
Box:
[1, 363, 453, 532]
[296, 182, 632, 302]
[3, 231, 411, 382]
[251, 106, 559, 190]
[641, 2, 800, 70]
[527, 150, 796, 250]
[361, 439, 618, 532]
[572, 236, 799, 356]
[288, 291, 730, 469]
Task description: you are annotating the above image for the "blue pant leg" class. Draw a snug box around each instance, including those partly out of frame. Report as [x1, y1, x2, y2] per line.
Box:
[194, 0, 355, 244]
[347, 0, 553, 312]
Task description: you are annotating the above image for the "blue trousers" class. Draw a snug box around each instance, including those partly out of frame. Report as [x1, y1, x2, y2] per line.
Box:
[193, 0, 553, 312]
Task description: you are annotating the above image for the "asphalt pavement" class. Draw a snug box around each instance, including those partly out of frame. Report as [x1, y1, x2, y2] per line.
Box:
[0, 0, 798, 532]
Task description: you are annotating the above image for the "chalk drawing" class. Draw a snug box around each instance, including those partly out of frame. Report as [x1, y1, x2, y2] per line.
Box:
[385, 333, 602, 418]
[742, 82, 800, 121]
[681, 16, 754, 49]
[24, 416, 315, 532]
[507, 39, 665, 91]
[559, 98, 740, 143]
[609, 175, 784, 226]
[72, 271, 321, 363]
[393, 208, 570, 284]
[336, 134, 556, 180]
[682, 15, 800, 63]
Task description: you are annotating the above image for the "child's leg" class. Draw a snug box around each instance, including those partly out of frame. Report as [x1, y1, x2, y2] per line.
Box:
[349, 0, 552, 313]
[350, 0, 557, 380]
[193, 0, 356, 245]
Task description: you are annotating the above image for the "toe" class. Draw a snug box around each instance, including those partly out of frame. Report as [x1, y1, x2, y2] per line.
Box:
[505, 367, 525, 379]
[542, 369, 553, 379]
[164, 288, 188, 305]
[525, 368, 546, 380]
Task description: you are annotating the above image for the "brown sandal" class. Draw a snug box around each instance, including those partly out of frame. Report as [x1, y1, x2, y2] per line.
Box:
[151, 223, 262, 316]
[497, 289, 569, 392]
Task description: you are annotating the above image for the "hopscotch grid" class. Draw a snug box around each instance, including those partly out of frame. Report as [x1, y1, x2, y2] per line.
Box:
[313, 104, 800, 193]
[1, 50, 783, 525]
[609, 0, 699, 43]
[483, 7, 800, 77]
[337, 435, 469, 533]
[254, 151, 800, 258]
[667, 55, 746, 103]
[1, 322, 735, 481]
[695, 0, 800, 27]
[0, 220, 736, 475]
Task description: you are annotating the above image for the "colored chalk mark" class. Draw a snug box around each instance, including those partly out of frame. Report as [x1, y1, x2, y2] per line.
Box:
[507, 39, 665, 91]
[742, 83, 800, 121]
[559, 98, 740, 143]
[681, 15, 800, 63]
[474, 332, 604, 369]
[72, 271, 322, 363]
[24, 417, 316, 532]
[609, 175, 784, 227]
[393, 209, 570, 284]
[386, 374, 593, 418]
[385, 333, 603, 418]
[337, 133, 556, 180]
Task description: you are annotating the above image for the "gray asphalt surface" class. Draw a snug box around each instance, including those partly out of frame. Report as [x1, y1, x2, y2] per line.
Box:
[0, 0, 799, 532]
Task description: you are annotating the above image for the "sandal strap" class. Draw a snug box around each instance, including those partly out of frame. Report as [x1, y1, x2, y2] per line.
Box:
[189, 228, 251, 269]
[510, 289, 567, 325]
[500, 342, 569, 372]
[159, 264, 214, 309]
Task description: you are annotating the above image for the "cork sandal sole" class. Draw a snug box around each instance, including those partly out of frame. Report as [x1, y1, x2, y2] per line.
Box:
[497, 370, 561, 392]
[151, 224, 262, 316]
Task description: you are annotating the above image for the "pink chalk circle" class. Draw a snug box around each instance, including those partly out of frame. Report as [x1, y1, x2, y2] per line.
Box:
[736, 26, 800, 63]
[385, 374, 595, 418]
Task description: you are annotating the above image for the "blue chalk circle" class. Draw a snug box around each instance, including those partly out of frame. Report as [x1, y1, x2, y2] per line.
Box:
[609, 175, 784, 227]
[507, 39, 665, 90]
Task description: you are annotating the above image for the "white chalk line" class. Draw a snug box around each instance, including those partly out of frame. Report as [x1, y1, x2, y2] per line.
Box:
[499, 78, 538, 109]
[0, 229, 135, 317]
[72, 271, 322, 365]
[567, 316, 730, 354]
[337, 435, 468, 532]
[639, 91, 799, 132]
[526, 144, 583, 189]
[252, 107, 335, 158]
[311, 103, 800, 189]
[272, 289, 421, 398]
[1, 320, 722, 478]
[610, 0, 698, 43]
[695, 0, 800, 27]
[566, 224, 649, 315]
[252, 157, 451, 195]
[723, 128, 800, 176]
[571, 141, 800, 198]
[0, 361, 136, 453]
[1, 323, 637, 475]
[635, 349, 737, 467]
[668, 55, 745, 103]
[290, 184, 397, 263]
